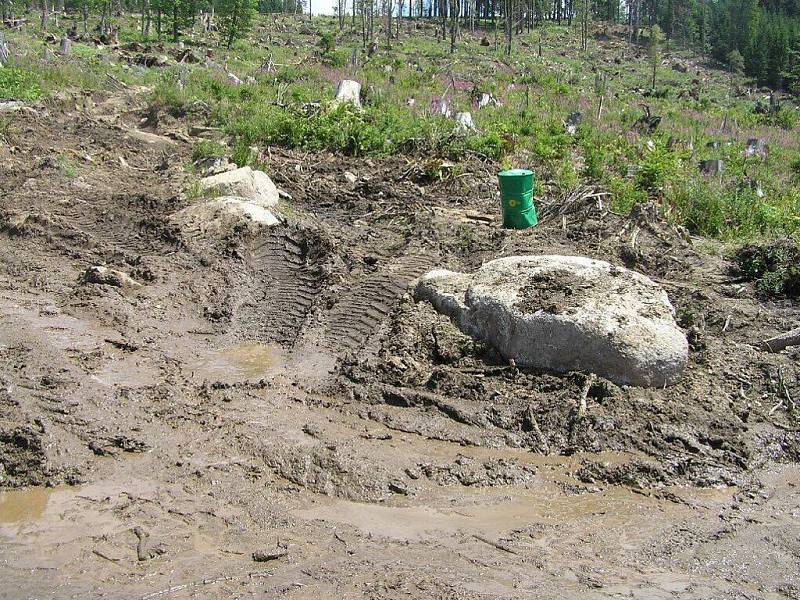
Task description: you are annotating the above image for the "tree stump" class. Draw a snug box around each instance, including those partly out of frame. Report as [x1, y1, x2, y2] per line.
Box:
[59, 36, 71, 55]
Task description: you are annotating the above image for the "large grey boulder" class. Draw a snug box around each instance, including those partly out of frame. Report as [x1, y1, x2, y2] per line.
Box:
[415, 255, 688, 387]
[198, 166, 278, 208]
[171, 196, 280, 237]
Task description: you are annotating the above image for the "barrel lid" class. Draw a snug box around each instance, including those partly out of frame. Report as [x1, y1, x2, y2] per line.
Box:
[498, 168, 534, 177]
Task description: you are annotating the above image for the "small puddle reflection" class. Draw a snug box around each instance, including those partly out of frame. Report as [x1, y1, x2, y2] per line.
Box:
[0, 487, 54, 525]
[192, 343, 284, 382]
[295, 490, 623, 542]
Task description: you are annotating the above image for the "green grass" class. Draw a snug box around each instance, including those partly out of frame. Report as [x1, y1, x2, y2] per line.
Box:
[57, 154, 79, 178]
[192, 139, 227, 162]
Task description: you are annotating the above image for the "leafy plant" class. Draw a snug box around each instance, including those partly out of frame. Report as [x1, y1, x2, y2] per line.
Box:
[0, 68, 43, 101]
[734, 240, 800, 297]
[192, 140, 227, 162]
[757, 107, 799, 130]
[57, 155, 79, 178]
[636, 140, 678, 193]
[791, 157, 800, 179]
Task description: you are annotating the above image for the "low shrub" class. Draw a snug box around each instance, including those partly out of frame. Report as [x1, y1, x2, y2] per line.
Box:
[734, 240, 800, 297]
[0, 68, 43, 101]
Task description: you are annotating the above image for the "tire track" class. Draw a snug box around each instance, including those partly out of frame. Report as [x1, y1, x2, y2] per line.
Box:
[236, 228, 328, 346]
[320, 251, 436, 353]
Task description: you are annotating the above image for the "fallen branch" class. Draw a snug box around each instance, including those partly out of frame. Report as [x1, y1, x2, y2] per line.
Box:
[92, 548, 121, 563]
[760, 326, 800, 353]
[472, 534, 519, 555]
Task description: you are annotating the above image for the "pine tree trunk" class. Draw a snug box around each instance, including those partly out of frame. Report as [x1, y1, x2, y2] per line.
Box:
[441, 0, 447, 43]
[361, 0, 366, 48]
[504, 0, 512, 55]
[41, 0, 49, 29]
[228, 2, 239, 47]
[145, 0, 151, 37]
[396, 0, 402, 37]
[172, 2, 178, 42]
[449, 0, 459, 52]
[580, 0, 588, 51]
[386, 0, 392, 47]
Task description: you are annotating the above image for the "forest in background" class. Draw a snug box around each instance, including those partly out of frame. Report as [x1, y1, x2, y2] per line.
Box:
[2, 0, 800, 91]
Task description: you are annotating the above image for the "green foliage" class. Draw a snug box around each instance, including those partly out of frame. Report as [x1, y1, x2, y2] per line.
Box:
[4, 9, 794, 244]
[464, 127, 514, 160]
[57, 155, 79, 178]
[756, 107, 799, 130]
[556, 160, 579, 191]
[151, 0, 195, 42]
[734, 240, 800, 297]
[608, 176, 647, 213]
[149, 74, 191, 116]
[636, 140, 679, 192]
[582, 140, 605, 180]
[276, 65, 309, 83]
[526, 119, 570, 162]
[791, 157, 800, 179]
[665, 180, 799, 239]
[0, 68, 42, 101]
[192, 140, 227, 161]
[218, 0, 257, 48]
[228, 102, 397, 157]
[455, 223, 478, 249]
[317, 32, 347, 67]
[727, 50, 745, 75]
[785, 49, 800, 95]
[711, 5, 799, 89]
[318, 31, 335, 55]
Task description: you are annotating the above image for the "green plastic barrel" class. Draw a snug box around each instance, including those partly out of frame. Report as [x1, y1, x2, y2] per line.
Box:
[498, 168, 538, 229]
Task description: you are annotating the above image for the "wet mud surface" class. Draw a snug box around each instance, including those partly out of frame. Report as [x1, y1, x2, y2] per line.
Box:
[1, 91, 799, 598]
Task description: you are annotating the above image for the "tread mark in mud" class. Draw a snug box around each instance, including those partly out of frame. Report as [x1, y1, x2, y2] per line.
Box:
[322, 253, 435, 352]
[241, 230, 326, 346]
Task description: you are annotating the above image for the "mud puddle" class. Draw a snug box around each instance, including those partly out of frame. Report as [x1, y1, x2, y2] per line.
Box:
[0, 487, 55, 525]
[293, 490, 623, 542]
[294, 477, 733, 543]
[189, 342, 286, 382]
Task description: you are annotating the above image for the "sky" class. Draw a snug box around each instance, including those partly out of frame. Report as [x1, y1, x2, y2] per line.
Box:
[308, 0, 339, 15]
[308, 0, 419, 18]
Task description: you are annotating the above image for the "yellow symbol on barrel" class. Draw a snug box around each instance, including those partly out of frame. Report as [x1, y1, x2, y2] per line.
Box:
[507, 198, 519, 208]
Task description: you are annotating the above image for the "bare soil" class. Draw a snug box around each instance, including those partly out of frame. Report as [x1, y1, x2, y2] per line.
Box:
[1, 89, 799, 599]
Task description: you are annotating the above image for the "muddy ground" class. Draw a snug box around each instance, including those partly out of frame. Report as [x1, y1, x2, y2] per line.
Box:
[1, 89, 799, 599]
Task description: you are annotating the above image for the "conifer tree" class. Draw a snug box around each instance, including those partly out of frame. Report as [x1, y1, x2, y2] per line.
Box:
[218, 0, 256, 48]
